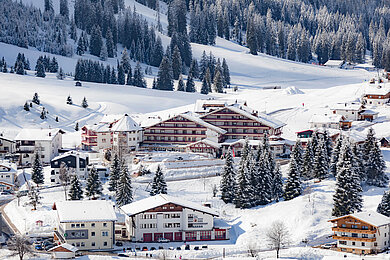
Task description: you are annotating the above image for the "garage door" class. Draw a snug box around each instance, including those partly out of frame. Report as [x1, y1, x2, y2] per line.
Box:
[164, 232, 173, 241]
[143, 233, 152, 242]
[174, 232, 182, 241]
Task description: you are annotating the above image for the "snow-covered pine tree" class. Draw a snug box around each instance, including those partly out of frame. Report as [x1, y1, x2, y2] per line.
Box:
[150, 165, 167, 196]
[322, 130, 333, 164]
[235, 151, 255, 209]
[133, 62, 146, 88]
[59, 0, 69, 20]
[189, 59, 199, 79]
[301, 140, 314, 180]
[364, 128, 388, 187]
[312, 137, 328, 180]
[157, 56, 174, 91]
[352, 143, 366, 182]
[116, 162, 133, 207]
[27, 186, 42, 210]
[74, 122, 79, 131]
[31, 151, 44, 186]
[185, 74, 196, 92]
[85, 166, 102, 199]
[35, 60, 46, 78]
[117, 64, 125, 85]
[68, 175, 83, 200]
[120, 48, 131, 73]
[201, 76, 209, 95]
[109, 153, 121, 191]
[253, 146, 272, 205]
[220, 147, 236, 204]
[332, 139, 363, 216]
[377, 190, 390, 217]
[284, 159, 301, 201]
[291, 140, 303, 171]
[177, 75, 185, 91]
[100, 42, 108, 61]
[126, 69, 133, 86]
[23, 102, 30, 111]
[90, 25, 103, 57]
[272, 164, 283, 202]
[222, 58, 230, 86]
[40, 108, 47, 120]
[171, 46, 182, 80]
[213, 70, 224, 93]
[15, 60, 25, 75]
[49, 57, 58, 73]
[66, 95, 72, 105]
[330, 135, 343, 176]
[82, 97, 88, 108]
[57, 67, 65, 80]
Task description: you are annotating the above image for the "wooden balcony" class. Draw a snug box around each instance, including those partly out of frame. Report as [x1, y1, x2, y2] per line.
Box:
[332, 227, 376, 234]
[332, 235, 376, 242]
[144, 132, 206, 136]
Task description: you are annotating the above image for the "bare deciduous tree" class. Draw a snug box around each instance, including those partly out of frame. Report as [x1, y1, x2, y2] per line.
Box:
[59, 162, 71, 200]
[247, 241, 258, 257]
[8, 235, 33, 260]
[266, 220, 290, 258]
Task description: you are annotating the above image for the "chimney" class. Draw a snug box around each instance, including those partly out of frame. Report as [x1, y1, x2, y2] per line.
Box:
[49, 132, 51, 137]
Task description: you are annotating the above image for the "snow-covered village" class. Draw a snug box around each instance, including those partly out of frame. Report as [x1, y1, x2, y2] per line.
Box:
[3, 0, 390, 260]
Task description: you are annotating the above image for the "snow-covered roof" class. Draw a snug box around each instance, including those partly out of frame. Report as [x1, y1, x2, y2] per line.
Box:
[324, 60, 344, 67]
[138, 116, 162, 128]
[355, 64, 375, 69]
[0, 135, 15, 143]
[363, 84, 390, 96]
[330, 102, 363, 111]
[15, 128, 63, 141]
[48, 243, 78, 252]
[0, 162, 17, 173]
[203, 105, 285, 129]
[179, 113, 226, 135]
[330, 211, 390, 227]
[52, 151, 88, 161]
[186, 139, 221, 149]
[194, 99, 247, 113]
[359, 109, 379, 115]
[99, 114, 123, 124]
[309, 114, 344, 124]
[56, 200, 117, 223]
[120, 194, 218, 217]
[111, 114, 142, 132]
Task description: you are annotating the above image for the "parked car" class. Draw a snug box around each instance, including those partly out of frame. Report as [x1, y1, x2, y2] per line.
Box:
[150, 247, 156, 251]
[117, 253, 130, 257]
[142, 247, 148, 251]
[35, 244, 43, 251]
[158, 246, 164, 250]
[184, 245, 190, 250]
[135, 246, 141, 250]
[115, 241, 123, 246]
[157, 237, 170, 243]
[201, 245, 208, 249]
[168, 247, 174, 250]
[321, 243, 336, 249]
[194, 246, 200, 250]
[176, 247, 181, 250]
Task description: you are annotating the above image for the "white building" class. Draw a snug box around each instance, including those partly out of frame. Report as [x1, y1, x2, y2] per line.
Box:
[0, 135, 16, 160]
[329, 211, 390, 255]
[54, 200, 117, 250]
[324, 60, 345, 68]
[0, 162, 17, 191]
[47, 243, 78, 259]
[111, 114, 143, 155]
[309, 114, 345, 129]
[50, 151, 89, 184]
[14, 128, 64, 165]
[330, 102, 364, 121]
[120, 194, 230, 242]
[362, 84, 390, 106]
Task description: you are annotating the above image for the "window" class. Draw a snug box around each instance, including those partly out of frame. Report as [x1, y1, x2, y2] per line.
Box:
[351, 225, 358, 229]
[91, 232, 95, 236]
[76, 224, 80, 228]
[339, 241, 347, 245]
[352, 242, 355, 246]
[91, 223, 95, 227]
[341, 224, 346, 228]
[374, 242, 378, 246]
[104, 242, 108, 246]
[103, 223, 107, 227]
[71, 224, 75, 228]
[361, 242, 365, 246]
[362, 226, 368, 230]
[81, 242, 85, 247]
[91, 242, 95, 247]
[81, 224, 85, 227]
[102, 231, 109, 236]
[352, 233, 358, 237]
[362, 234, 368, 238]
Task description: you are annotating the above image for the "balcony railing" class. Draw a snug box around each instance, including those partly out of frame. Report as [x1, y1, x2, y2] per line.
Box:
[332, 227, 376, 234]
[332, 235, 376, 242]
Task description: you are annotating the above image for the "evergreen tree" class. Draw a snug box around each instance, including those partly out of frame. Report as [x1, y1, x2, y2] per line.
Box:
[117, 64, 125, 85]
[246, 18, 258, 55]
[55, 116, 59, 122]
[150, 165, 167, 196]
[68, 175, 83, 200]
[77, 35, 85, 56]
[254, 147, 272, 205]
[291, 140, 303, 171]
[44, 0, 54, 12]
[60, 0, 69, 19]
[116, 162, 133, 207]
[31, 151, 44, 186]
[352, 143, 366, 182]
[222, 58, 230, 86]
[90, 25, 103, 57]
[284, 159, 301, 201]
[40, 108, 47, 120]
[35, 61, 46, 78]
[23, 102, 30, 111]
[74, 122, 79, 131]
[332, 140, 363, 216]
[364, 128, 388, 187]
[2, 62, 7, 73]
[109, 153, 121, 192]
[171, 46, 182, 80]
[120, 48, 131, 73]
[377, 191, 390, 217]
[330, 135, 343, 176]
[301, 141, 314, 180]
[100, 42, 108, 61]
[156, 56, 173, 91]
[312, 137, 328, 180]
[234, 140, 254, 208]
[85, 167, 102, 199]
[15, 61, 25, 75]
[177, 75, 185, 91]
[106, 29, 115, 58]
[27, 186, 42, 210]
[32, 93, 40, 105]
[220, 147, 236, 204]
[49, 57, 58, 73]
[185, 74, 196, 92]
[152, 77, 157, 89]
[82, 97, 88, 108]
[272, 164, 283, 202]
[133, 62, 146, 88]
[201, 76, 209, 95]
[57, 67, 65, 80]
[66, 95, 72, 105]
[213, 70, 223, 93]
[126, 70, 133, 86]
[189, 59, 199, 79]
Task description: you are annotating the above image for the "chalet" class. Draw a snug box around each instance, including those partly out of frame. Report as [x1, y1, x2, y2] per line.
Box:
[330, 102, 364, 121]
[54, 200, 117, 250]
[358, 109, 379, 122]
[296, 129, 340, 148]
[110, 114, 143, 155]
[329, 211, 390, 255]
[120, 194, 229, 242]
[324, 60, 344, 68]
[0, 135, 15, 159]
[14, 128, 64, 165]
[0, 162, 17, 192]
[142, 113, 227, 151]
[186, 139, 221, 157]
[380, 136, 390, 148]
[48, 243, 78, 259]
[50, 151, 89, 184]
[363, 84, 390, 106]
[309, 114, 349, 130]
[354, 64, 376, 71]
[193, 99, 247, 115]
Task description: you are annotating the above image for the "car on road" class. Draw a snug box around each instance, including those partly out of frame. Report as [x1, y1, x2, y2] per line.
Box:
[150, 247, 156, 251]
[158, 246, 164, 250]
[157, 237, 170, 243]
[117, 253, 130, 257]
[321, 243, 336, 249]
[168, 247, 174, 250]
[142, 246, 148, 251]
[35, 244, 43, 251]
[194, 246, 200, 250]
[184, 245, 190, 250]
[115, 241, 123, 246]
[176, 246, 181, 250]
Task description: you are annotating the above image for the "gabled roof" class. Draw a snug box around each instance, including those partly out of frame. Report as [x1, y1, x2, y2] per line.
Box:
[0, 135, 15, 143]
[329, 211, 390, 227]
[111, 114, 142, 132]
[48, 243, 78, 252]
[99, 114, 123, 124]
[121, 194, 218, 217]
[56, 200, 117, 223]
[330, 102, 363, 111]
[15, 128, 64, 141]
[201, 105, 286, 129]
[0, 163, 17, 173]
[324, 60, 344, 67]
[186, 139, 221, 149]
[52, 151, 88, 162]
[309, 114, 344, 124]
[364, 84, 390, 96]
[194, 99, 247, 113]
